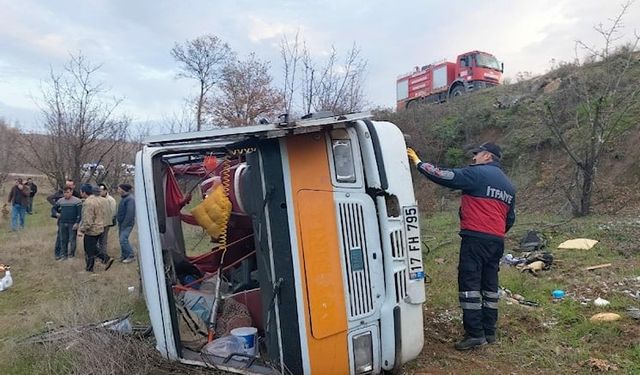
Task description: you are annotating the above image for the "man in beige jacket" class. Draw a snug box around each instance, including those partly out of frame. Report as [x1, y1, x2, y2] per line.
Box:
[79, 184, 114, 273]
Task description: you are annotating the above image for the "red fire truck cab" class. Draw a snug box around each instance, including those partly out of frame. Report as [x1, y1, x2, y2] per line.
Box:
[396, 51, 503, 110]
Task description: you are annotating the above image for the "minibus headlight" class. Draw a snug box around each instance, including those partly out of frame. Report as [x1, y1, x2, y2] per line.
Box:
[332, 139, 356, 183]
[353, 332, 373, 373]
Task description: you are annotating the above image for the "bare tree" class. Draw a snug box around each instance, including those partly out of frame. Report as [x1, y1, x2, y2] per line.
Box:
[312, 44, 368, 114]
[280, 31, 302, 116]
[301, 44, 315, 115]
[21, 53, 130, 189]
[171, 35, 233, 131]
[99, 125, 148, 189]
[543, 1, 640, 216]
[0, 119, 20, 190]
[209, 54, 284, 127]
[162, 99, 198, 133]
[280, 35, 368, 116]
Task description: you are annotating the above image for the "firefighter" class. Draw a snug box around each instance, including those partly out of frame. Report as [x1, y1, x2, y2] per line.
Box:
[407, 142, 516, 350]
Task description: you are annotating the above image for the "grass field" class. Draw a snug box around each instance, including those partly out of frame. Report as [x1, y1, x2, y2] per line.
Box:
[0, 196, 638, 374]
[411, 211, 640, 374]
[0, 196, 153, 374]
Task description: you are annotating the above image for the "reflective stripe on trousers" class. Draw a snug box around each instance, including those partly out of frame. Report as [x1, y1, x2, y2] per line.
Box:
[459, 291, 482, 310]
[482, 290, 499, 309]
[458, 236, 505, 338]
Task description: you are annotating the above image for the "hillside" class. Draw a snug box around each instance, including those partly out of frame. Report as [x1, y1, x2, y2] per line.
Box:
[376, 53, 640, 217]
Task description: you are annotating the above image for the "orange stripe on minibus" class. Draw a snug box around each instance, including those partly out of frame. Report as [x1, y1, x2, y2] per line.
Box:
[286, 133, 349, 375]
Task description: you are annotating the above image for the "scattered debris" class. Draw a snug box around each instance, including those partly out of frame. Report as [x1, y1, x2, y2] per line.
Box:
[557, 238, 598, 250]
[108, 317, 133, 334]
[626, 307, 640, 319]
[584, 263, 612, 271]
[500, 288, 540, 308]
[590, 313, 621, 322]
[19, 313, 152, 345]
[597, 219, 640, 231]
[582, 357, 618, 372]
[519, 230, 548, 251]
[434, 258, 446, 265]
[594, 297, 610, 307]
[504, 251, 554, 271]
[519, 260, 546, 275]
[502, 253, 526, 266]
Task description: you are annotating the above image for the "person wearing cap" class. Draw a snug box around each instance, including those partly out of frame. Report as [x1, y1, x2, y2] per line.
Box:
[7, 177, 30, 231]
[78, 184, 114, 272]
[407, 142, 516, 350]
[97, 184, 117, 258]
[25, 177, 37, 214]
[116, 183, 136, 263]
[92, 185, 113, 264]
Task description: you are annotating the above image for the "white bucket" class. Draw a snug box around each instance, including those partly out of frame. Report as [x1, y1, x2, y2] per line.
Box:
[230, 327, 258, 356]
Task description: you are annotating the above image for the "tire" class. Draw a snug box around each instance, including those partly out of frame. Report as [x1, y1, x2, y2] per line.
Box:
[449, 84, 465, 99]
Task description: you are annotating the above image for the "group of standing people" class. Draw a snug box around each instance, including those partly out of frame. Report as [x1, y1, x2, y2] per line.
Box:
[47, 179, 136, 273]
[5, 177, 38, 231]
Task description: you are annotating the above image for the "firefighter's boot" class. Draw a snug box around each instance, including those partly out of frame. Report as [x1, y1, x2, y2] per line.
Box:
[454, 336, 487, 351]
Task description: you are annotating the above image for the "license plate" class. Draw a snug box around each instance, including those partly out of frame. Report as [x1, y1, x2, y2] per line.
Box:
[403, 205, 424, 280]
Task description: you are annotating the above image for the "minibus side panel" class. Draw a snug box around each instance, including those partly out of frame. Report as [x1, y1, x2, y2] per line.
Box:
[243, 142, 305, 374]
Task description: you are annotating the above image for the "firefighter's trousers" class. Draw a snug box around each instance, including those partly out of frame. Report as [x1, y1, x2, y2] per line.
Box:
[457, 235, 504, 338]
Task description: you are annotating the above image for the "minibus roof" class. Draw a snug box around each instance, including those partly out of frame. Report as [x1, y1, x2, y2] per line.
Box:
[144, 112, 372, 147]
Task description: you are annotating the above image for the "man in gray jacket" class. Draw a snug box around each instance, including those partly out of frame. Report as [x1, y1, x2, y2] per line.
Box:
[117, 183, 136, 263]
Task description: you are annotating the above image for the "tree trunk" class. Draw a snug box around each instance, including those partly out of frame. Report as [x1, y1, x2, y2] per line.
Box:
[197, 82, 205, 131]
[579, 163, 595, 216]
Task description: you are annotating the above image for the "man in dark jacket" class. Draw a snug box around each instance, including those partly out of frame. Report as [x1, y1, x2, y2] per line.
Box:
[117, 183, 136, 263]
[48, 180, 81, 256]
[26, 178, 37, 214]
[408, 142, 516, 350]
[54, 187, 82, 260]
[8, 177, 30, 231]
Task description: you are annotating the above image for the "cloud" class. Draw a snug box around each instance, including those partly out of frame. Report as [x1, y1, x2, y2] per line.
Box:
[1, 0, 638, 129]
[247, 16, 298, 43]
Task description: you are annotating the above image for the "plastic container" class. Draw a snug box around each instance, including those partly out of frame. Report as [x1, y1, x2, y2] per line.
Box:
[552, 289, 565, 300]
[231, 327, 258, 356]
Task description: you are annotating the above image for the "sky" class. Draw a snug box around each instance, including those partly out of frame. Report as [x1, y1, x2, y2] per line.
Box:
[0, 0, 638, 131]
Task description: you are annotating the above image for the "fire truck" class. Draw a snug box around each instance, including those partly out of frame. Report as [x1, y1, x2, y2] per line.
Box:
[396, 50, 503, 110]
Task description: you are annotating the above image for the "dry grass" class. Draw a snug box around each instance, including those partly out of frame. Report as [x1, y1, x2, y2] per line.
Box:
[0, 196, 225, 374]
[0, 197, 163, 374]
[2, 197, 639, 374]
